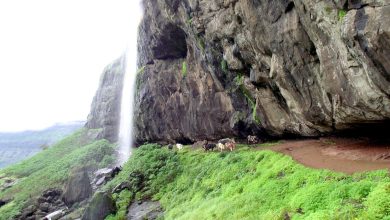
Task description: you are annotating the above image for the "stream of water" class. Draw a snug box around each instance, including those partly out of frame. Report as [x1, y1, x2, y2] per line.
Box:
[117, 0, 143, 165]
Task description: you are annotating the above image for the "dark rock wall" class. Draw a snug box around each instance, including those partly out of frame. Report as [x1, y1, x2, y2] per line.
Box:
[134, 0, 389, 144]
[86, 56, 125, 142]
[86, 0, 389, 144]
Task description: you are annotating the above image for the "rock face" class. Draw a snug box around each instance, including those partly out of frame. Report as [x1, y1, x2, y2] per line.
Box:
[62, 169, 92, 206]
[127, 201, 163, 220]
[132, 0, 390, 143]
[81, 191, 116, 220]
[87, 0, 390, 143]
[85, 55, 126, 142]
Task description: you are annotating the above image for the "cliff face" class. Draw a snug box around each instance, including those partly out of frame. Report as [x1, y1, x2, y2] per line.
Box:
[87, 0, 389, 144]
[86, 56, 125, 142]
[134, 0, 389, 143]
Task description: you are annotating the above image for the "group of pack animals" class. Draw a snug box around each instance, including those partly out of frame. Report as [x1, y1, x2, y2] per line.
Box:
[167, 135, 259, 152]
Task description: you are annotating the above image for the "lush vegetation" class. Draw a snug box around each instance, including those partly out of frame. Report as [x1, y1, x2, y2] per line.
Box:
[106, 144, 390, 220]
[0, 129, 115, 220]
[1, 138, 389, 220]
[105, 143, 180, 220]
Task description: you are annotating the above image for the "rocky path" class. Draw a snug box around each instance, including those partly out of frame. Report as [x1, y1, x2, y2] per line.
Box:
[262, 137, 390, 174]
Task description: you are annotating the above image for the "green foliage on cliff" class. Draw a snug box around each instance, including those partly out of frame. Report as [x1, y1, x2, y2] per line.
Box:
[234, 75, 260, 124]
[182, 61, 187, 77]
[0, 130, 115, 220]
[338, 9, 347, 20]
[106, 144, 390, 220]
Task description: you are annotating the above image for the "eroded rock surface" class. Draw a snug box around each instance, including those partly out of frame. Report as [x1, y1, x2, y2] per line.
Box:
[87, 0, 390, 143]
[133, 0, 390, 143]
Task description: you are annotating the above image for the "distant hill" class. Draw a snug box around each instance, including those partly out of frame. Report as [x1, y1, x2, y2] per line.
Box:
[0, 121, 85, 169]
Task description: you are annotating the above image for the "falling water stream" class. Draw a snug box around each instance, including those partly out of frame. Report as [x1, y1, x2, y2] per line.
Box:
[117, 1, 143, 165]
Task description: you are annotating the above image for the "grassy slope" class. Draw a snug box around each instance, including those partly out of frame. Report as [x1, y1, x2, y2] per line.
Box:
[0, 129, 115, 220]
[0, 122, 85, 168]
[106, 145, 390, 220]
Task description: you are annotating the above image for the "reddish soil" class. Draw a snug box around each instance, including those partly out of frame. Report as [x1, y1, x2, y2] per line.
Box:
[261, 137, 390, 174]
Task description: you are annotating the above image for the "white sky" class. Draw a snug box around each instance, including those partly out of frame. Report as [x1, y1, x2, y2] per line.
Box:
[0, 0, 140, 132]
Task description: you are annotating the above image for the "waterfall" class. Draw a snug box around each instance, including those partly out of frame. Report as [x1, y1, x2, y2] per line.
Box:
[117, 1, 143, 165]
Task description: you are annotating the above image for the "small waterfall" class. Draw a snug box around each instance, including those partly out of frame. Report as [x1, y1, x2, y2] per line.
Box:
[117, 1, 143, 165]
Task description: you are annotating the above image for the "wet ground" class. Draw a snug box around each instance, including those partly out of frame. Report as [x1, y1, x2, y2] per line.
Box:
[263, 137, 390, 174]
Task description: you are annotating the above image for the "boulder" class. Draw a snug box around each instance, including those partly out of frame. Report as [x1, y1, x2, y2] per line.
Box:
[62, 169, 92, 207]
[127, 201, 163, 220]
[92, 167, 121, 187]
[43, 209, 67, 220]
[81, 191, 116, 220]
[19, 205, 37, 219]
[112, 181, 131, 194]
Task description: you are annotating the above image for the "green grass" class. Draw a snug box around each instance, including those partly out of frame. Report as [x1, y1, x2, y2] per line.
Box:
[105, 144, 390, 220]
[182, 61, 187, 77]
[105, 144, 180, 220]
[0, 129, 115, 220]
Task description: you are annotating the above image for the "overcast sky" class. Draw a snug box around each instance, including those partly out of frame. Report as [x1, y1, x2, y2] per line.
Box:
[0, 0, 140, 132]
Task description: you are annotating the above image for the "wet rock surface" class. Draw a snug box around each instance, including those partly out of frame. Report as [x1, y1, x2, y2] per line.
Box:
[131, 0, 390, 143]
[81, 191, 116, 220]
[92, 167, 121, 189]
[127, 201, 163, 220]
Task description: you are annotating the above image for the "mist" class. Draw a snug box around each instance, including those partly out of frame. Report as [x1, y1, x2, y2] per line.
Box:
[0, 0, 136, 132]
